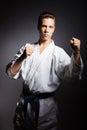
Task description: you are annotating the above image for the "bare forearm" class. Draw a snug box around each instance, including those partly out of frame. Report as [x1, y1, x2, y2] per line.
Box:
[73, 51, 81, 65]
[9, 44, 34, 75]
[70, 37, 81, 65]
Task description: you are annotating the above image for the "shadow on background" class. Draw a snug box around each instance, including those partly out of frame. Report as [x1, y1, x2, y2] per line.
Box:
[0, 1, 86, 130]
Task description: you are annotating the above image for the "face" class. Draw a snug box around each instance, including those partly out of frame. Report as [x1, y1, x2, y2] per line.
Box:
[38, 18, 55, 42]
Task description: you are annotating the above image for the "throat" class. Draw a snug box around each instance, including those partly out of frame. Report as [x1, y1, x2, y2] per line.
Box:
[39, 45, 46, 53]
[39, 40, 52, 53]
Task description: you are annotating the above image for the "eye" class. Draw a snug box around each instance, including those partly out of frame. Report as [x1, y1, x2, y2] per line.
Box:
[49, 26, 53, 28]
[41, 25, 46, 28]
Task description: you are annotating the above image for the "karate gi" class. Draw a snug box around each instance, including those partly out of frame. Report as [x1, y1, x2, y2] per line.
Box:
[6, 40, 83, 130]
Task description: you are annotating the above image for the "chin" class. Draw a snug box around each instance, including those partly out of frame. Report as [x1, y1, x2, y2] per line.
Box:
[43, 37, 50, 41]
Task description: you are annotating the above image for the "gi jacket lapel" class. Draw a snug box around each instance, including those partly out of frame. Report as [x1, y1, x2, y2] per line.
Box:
[25, 41, 55, 89]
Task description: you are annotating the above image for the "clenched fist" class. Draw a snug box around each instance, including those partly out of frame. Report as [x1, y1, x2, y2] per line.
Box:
[25, 44, 34, 57]
[70, 37, 80, 53]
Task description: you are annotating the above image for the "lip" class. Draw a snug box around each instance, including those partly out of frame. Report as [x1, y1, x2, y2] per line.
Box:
[43, 34, 49, 37]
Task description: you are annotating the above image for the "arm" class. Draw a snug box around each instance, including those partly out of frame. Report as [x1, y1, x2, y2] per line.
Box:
[69, 37, 83, 79]
[70, 37, 81, 65]
[6, 44, 34, 76]
[10, 50, 26, 75]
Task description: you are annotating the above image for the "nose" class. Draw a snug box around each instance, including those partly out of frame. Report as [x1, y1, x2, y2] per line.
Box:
[45, 27, 49, 33]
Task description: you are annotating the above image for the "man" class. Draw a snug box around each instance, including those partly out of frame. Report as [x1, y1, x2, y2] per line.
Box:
[6, 11, 83, 130]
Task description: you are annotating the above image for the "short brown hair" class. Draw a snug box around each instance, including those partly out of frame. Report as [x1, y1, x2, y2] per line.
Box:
[37, 11, 56, 29]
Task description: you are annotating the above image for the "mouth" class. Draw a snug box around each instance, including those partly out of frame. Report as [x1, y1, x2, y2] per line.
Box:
[43, 34, 49, 37]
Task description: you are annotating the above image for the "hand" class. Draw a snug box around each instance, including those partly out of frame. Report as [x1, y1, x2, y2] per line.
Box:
[25, 44, 34, 57]
[70, 37, 80, 53]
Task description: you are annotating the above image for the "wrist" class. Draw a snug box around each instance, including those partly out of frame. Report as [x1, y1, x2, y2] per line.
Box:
[73, 49, 80, 54]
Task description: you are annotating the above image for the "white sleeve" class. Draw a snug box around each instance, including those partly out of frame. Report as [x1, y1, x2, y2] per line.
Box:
[6, 45, 26, 79]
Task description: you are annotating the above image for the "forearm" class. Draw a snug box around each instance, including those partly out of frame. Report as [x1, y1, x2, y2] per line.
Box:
[70, 37, 81, 65]
[69, 51, 83, 80]
[73, 50, 81, 65]
[10, 50, 26, 75]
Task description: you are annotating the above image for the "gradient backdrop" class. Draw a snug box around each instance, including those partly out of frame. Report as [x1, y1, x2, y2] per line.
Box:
[0, 1, 86, 130]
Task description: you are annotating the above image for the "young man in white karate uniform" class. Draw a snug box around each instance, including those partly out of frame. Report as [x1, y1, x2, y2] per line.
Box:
[6, 11, 83, 130]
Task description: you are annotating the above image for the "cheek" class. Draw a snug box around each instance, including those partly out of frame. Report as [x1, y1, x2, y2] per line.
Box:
[39, 28, 44, 33]
[53, 28, 55, 32]
[51, 29, 55, 34]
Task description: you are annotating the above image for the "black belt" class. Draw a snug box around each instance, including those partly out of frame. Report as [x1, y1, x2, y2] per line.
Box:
[24, 92, 55, 126]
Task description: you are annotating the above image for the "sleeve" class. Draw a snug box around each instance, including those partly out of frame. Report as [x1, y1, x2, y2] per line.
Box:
[68, 54, 84, 80]
[5, 45, 26, 79]
[56, 47, 84, 81]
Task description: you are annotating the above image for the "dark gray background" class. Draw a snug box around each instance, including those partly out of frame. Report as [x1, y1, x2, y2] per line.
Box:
[0, 0, 86, 130]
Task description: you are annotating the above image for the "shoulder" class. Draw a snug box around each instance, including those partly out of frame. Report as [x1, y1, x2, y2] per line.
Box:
[54, 44, 67, 55]
[53, 44, 70, 62]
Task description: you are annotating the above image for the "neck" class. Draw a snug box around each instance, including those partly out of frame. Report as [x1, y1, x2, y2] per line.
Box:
[38, 39, 52, 47]
[38, 39, 52, 53]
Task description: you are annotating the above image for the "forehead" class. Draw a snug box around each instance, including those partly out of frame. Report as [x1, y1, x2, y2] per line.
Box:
[41, 18, 55, 25]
